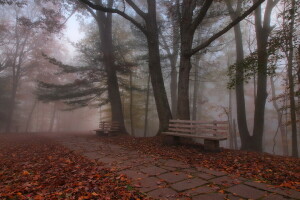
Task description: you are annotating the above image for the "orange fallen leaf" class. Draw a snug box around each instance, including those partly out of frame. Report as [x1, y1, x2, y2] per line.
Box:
[22, 170, 30, 175]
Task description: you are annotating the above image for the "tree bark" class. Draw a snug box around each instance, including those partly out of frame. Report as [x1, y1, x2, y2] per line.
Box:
[225, 0, 251, 149]
[192, 63, 199, 120]
[25, 100, 38, 133]
[129, 71, 135, 136]
[144, 74, 150, 137]
[270, 76, 288, 156]
[95, 2, 127, 133]
[146, 0, 172, 132]
[286, 0, 298, 157]
[251, 0, 277, 152]
[48, 102, 57, 132]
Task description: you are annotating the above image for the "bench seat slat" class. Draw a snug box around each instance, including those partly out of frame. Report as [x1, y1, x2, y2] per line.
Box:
[169, 119, 228, 124]
[169, 124, 228, 131]
[162, 132, 227, 140]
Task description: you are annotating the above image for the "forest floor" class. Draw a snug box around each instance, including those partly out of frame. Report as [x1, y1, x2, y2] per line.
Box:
[0, 134, 147, 200]
[0, 132, 300, 200]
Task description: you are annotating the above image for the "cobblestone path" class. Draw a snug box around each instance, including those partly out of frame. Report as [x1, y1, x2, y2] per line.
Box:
[51, 133, 300, 200]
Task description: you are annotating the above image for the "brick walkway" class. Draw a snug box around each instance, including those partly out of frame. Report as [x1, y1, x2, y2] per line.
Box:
[52, 133, 300, 200]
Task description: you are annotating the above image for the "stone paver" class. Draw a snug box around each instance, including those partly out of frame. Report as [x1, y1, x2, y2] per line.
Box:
[119, 169, 148, 180]
[263, 194, 288, 200]
[171, 178, 208, 191]
[53, 134, 300, 200]
[193, 193, 226, 200]
[147, 188, 178, 200]
[140, 166, 168, 176]
[163, 159, 190, 169]
[195, 172, 215, 180]
[185, 186, 216, 196]
[137, 176, 163, 192]
[210, 176, 242, 187]
[226, 184, 267, 199]
[158, 172, 189, 183]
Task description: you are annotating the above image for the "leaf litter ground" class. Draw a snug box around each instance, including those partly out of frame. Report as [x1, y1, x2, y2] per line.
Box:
[96, 135, 300, 191]
[0, 134, 148, 200]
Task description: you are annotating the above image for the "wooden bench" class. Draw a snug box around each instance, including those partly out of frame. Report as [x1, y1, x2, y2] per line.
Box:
[94, 121, 120, 136]
[162, 119, 228, 152]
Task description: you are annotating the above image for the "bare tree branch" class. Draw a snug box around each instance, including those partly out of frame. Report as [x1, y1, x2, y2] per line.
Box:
[189, 0, 266, 56]
[125, 0, 146, 19]
[191, 0, 213, 33]
[78, 0, 147, 35]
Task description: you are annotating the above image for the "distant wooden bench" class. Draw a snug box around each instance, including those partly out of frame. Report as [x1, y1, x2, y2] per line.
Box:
[162, 119, 228, 152]
[94, 121, 120, 136]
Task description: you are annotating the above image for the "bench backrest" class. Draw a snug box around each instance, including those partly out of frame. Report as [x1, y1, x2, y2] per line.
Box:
[168, 119, 228, 137]
[99, 121, 120, 131]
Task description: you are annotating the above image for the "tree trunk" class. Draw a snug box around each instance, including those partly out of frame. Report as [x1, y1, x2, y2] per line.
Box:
[225, 0, 251, 150]
[251, 0, 278, 152]
[129, 71, 135, 136]
[25, 100, 38, 133]
[192, 64, 199, 120]
[5, 83, 17, 132]
[228, 89, 234, 149]
[270, 76, 288, 156]
[96, 7, 127, 133]
[170, 57, 178, 118]
[287, 0, 298, 157]
[144, 74, 150, 137]
[232, 119, 238, 149]
[48, 102, 57, 132]
[145, 0, 172, 133]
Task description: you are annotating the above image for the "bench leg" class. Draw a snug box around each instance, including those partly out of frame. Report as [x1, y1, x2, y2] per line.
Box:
[163, 135, 180, 145]
[204, 139, 220, 152]
[95, 131, 104, 136]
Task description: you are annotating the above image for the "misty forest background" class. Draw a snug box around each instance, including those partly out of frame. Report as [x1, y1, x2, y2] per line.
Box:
[0, 0, 299, 157]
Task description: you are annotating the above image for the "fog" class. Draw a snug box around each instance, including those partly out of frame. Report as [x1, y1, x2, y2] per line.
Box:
[0, 0, 299, 157]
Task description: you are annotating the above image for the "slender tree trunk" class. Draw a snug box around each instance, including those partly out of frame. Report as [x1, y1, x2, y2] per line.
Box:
[270, 76, 288, 156]
[25, 100, 38, 133]
[228, 89, 234, 149]
[144, 74, 150, 137]
[49, 102, 57, 132]
[96, 6, 127, 133]
[146, 0, 172, 133]
[225, 0, 251, 149]
[232, 119, 238, 149]
[251, 0, 277, 152]
[5, 83, 17, 132]
[129, 71, 135, 136]
[287, 0, 298, 157]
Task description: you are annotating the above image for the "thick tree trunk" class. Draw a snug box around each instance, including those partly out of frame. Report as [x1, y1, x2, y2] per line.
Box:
[96, 9, 127, 133]
[177, 55, 193, 119]
[192, 65, 199, 120]
[251, 47, 268, 152]
[145, 0, 172, 133]
[170, 58, 178, 118]
[177, 0, 212, 120]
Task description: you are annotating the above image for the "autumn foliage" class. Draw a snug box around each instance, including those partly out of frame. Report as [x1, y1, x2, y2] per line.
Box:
[0, 135, 147, 200]
[96, 135, 300, 191]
